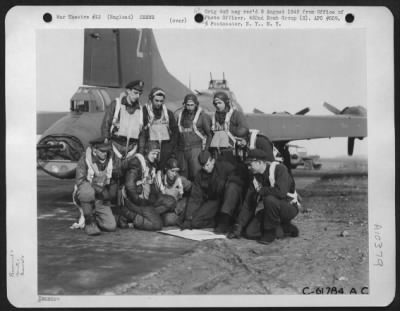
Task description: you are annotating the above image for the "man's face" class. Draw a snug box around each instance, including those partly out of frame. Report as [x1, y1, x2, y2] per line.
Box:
[236, 138, 247, 148]
[147, 150, 159, 163]
[151, 95, 165, 110]
[202, 158, 215, 173]
[166, 169, 178, 180]
[185, 100, 196, 112]
[127, 88, 141, 103]
[214, 98, 226, 112]
[247, 160, 263, 174]
[93, 148, 107, 161]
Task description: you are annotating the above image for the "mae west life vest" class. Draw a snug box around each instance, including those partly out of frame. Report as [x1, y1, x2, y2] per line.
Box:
[85, 147, 113, 187]
[133, 153, 156, 200]
[210, 107, 237, 148]
[253, 161, 300, 213]
[155, 171, 184, 201]
[177, 107, 206, 149]
[145, 103, 170, 142]
[110, 94, 144, 140]
[70, 148, 113, 229]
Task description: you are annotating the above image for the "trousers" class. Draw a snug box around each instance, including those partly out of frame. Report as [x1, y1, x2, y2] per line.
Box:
[177, 146, 202, 181]
[75, 181, 117, 231]
[123, 194, 177, 231]
[244, 195, 298, 238]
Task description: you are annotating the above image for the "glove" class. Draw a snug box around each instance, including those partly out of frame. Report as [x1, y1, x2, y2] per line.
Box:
[227, 224, 242, 239]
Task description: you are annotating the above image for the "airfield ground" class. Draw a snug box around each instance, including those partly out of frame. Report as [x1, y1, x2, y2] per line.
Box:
[37, 157, 368, 296]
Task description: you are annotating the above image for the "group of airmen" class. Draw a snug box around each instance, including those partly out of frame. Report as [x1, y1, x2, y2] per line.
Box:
[73, 79, 301, 245]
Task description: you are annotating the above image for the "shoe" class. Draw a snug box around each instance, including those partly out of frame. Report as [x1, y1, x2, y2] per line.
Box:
[117, 215, 129, 229]
[257, 229, 275, 245]
[275, 225, 285, 239]
[84, 216, 101, 236]
[282, 223, 299, 237]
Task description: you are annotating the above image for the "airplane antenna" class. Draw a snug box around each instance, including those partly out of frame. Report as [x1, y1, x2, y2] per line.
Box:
[210, 72, 213, 81]
[223, 72, 226, 81]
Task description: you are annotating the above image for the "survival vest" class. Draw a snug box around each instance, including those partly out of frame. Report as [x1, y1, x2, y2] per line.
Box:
[133, 153, 156, 199]
[110, 93, 144, 139]
[177, 107, 206, 149]
[145, 103, 170, 142]
[155, 171, 184, 201]
[253, 161, 299, 209]
[211, 107, 237, 148]
[85, 147, 113, 187]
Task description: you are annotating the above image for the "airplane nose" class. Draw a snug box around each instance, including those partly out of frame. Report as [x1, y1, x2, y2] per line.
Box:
[37, 135, 84, 179]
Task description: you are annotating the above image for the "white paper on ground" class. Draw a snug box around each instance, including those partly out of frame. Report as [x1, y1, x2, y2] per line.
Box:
[158, 228, 227, 241]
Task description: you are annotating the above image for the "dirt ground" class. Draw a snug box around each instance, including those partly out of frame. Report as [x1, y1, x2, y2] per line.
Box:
[37, 157, 368, 296]
[103, 174, 369, 295]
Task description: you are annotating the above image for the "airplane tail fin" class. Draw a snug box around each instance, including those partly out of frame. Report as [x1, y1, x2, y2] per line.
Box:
[83, 29, 191, 102]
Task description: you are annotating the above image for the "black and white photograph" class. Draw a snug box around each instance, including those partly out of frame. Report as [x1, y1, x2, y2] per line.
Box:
[6, 6, 395, 308]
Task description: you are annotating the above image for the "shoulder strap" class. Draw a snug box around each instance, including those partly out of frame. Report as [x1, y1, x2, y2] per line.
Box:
[110, 94, 124, 133]
[268, 161, 279, 187]
[248, 129, 260, 150]
[177, 110, 184, 132]
[192, 107, 206, 149]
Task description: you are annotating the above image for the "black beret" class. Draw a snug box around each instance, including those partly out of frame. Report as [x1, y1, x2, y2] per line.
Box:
[198, 150, 212, 166]
[125, 80, 144, 92]
[89, 137, 112, 151]
[244, 149, 269, 163]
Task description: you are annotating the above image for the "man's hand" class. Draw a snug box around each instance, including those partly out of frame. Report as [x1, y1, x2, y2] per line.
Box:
[227, 224, 242, 239]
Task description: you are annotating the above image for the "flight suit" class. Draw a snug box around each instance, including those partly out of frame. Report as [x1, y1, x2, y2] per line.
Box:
[74, 147, 117, 233]
[154, 171, 192, 226]
[143, 104, 179, 170]
[180, 160, 244, 229]
[101, 95, 146, 157]
[236, 162, 299, 239]
[211, 107, 249, 165]
[177, 107, 212, 180]
[123, 155, 176, 231]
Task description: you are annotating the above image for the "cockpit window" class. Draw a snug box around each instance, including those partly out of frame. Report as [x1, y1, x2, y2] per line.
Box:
[70, 100, 90, 112]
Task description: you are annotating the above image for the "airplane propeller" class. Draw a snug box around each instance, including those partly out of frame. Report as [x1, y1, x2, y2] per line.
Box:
[295, 107, 310, 115]
[323, 102, 341, 115]
[323, 102, 367, 156]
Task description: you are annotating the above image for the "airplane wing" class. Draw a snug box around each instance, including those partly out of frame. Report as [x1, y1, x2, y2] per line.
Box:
[245, 113, 367, 142]
[37, 111, 68, 135]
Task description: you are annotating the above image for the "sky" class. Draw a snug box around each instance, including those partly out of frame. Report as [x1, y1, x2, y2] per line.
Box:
[36, 28, 368, 157]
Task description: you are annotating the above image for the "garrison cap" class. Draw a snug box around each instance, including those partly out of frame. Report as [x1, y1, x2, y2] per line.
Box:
[166, 158, 180, 171]
[145, 140, 161, 153]
[149, 87, 166, 99]
[198, 150, 212, 166]
[244, 148, 269, 163]
[213, 91, 230, 105]
[125, 80, 144, 92]
[90, 137, 112, 152]
[183, 94, 199, 106]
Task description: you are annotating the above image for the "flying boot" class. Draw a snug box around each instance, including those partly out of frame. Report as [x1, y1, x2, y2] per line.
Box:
[281, 222, 299, 237]
[214, 213, 232, 234]
[84, 215, 101, 236]
[117, 205, 136, 229]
